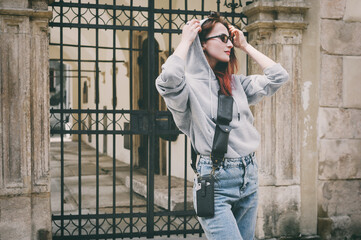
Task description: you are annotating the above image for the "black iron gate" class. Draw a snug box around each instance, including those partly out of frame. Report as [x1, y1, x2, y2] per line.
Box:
[49, 0, 249, 239]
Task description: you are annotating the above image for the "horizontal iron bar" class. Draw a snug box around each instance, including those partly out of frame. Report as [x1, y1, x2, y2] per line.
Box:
[50, 130, 180, 135]
[49, 22, 150, 31]
[50, 108, 148, 114]
[49, 23, 247, 34]
[50, 108, 173, 115]
[50, 130, 137, 135]
[52, 230, 203, 240]
[52, 210, 196, 220]
[52, 232, 147, 240]
[60, 76, 88, 78]
[63, 69, 99, 73]
[49, 58, 125, 63]
[51, 1, 244, 17]
[50, 42, 142, 51]
[51, 2, 150, 11]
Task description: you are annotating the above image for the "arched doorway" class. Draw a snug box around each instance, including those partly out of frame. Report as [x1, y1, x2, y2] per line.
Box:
[137, 38, 160, 174]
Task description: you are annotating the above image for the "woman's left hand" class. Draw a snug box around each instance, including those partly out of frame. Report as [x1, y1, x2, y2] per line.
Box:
[229, 25, 248, 51]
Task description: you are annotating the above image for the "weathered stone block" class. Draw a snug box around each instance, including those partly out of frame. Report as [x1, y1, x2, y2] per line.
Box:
[344, 0, 361, 22]
[320, 0, 346, 19]
[318, 180, 361, 217]
[318, 108, 361, 139]
[256, 185, 301, 239]
[343, 56, 361, 108]
[320, 54, 342, 107]
[0, 196, 32, 239]
[318, 181, 361, 239]
[0, 15, 31, 195]
[321, 19, 361, 55]
[31, 194, 52, 240]
[319, 139, 361, 180]
[0, 0, 28, 9]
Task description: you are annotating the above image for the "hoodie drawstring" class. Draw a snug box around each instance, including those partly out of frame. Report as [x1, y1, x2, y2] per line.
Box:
[210, 72, 240, 121]
[208, 70, 215, 121]
[233, 96, 241, 121]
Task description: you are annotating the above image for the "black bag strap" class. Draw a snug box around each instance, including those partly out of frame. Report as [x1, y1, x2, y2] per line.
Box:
[190, 145, 198, 174]
[190, 91, 233, 173]
[211, 92, 233, 169]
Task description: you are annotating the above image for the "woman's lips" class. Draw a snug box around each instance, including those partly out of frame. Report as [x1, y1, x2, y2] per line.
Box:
[225, 51, 230, 55]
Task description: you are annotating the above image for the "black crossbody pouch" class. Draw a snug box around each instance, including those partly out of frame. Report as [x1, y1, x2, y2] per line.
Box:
[195, 174, 214, 218]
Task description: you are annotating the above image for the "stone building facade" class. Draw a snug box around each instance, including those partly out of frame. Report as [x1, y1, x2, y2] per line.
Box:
[0, 0, 52, 239]
[0, 0, 360, 240]
[317, 0, 361, 239]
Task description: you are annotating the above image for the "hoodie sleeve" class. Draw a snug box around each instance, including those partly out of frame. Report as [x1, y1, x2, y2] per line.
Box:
[155, 54, 191, 134]
[237, 63, 289, 105]
[155, 54, 189, 112]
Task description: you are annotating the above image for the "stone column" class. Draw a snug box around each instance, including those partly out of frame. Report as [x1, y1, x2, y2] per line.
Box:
[0, 0, 52, 239]
[243, 1, 310, 239]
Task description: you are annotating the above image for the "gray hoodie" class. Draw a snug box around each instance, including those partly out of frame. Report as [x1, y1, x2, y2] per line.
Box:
[155, 27, 289, 158]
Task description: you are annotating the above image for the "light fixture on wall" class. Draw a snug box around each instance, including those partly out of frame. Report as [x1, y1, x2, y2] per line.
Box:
[101, 72, 106, 84]
[86, 76, 91, 88]
[224, 0, 253, 9]
[224, 0, 242, 9]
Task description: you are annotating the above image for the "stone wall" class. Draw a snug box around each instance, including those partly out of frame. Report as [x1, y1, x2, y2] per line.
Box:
[244, 1, 310, 238]
[318, 0, 361, 239]
[0, 0, 52, 239]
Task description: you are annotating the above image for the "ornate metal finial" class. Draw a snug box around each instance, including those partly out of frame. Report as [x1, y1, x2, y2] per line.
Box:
[224, 0, 242, 10]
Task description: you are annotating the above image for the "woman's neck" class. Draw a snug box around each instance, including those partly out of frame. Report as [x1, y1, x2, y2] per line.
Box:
[205, 52, 218, 70]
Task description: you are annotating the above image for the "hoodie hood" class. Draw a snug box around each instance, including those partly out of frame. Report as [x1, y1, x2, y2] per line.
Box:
[185, 18, 216, 81]
[185, 18, 238, 120]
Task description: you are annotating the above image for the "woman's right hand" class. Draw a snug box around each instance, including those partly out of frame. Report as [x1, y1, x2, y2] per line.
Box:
[181, 19, 202, 44]
[172, 19, 201, 60]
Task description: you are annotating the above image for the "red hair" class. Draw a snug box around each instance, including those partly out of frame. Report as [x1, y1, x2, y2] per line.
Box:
[199, 12, 238, 96]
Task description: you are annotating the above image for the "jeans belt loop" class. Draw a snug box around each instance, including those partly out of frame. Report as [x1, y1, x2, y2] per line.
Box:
[249, 152, 255, 165]
[241, 157, 247, 168]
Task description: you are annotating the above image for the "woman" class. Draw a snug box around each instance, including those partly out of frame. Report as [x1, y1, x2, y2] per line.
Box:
[155, 12, 289, 240]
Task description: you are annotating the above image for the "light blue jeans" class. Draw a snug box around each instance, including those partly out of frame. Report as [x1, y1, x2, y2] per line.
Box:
[193, 154, 258, 240]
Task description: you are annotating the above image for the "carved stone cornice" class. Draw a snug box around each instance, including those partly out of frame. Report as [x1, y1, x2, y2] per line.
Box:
[0, 8, 52, 19]
[243, 0, 309, 33]
[245, 20, 308, 32]
[243, 0, 310, 17]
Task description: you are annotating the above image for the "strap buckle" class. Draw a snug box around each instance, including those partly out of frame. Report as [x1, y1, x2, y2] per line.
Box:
[210, 154, 224, 172]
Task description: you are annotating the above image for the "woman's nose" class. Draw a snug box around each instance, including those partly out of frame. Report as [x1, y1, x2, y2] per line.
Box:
[227, 40, 233, 48]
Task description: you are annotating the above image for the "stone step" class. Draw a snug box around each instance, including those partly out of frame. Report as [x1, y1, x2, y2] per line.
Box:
[124, 175, 194, 211]
[108, 167, 194, 211]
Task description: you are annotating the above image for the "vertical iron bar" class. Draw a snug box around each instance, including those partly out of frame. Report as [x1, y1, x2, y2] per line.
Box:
[217, 0, 221, 12]
[112, 0, 117, 238]
[77, 0, 82, 236]
[232, 0, 235, 25]
[184, 136, 188, 238]
[129, 0, 134, 236]
[183, 1, 188, 238]
[95, 1, 100, 238]
[147, 0, 155, 238]
[59, 1, 64, 237]
[246, 14, 249, 76]
[167, 0, 172, 237]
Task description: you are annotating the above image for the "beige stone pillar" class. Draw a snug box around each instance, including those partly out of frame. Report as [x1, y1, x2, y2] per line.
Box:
[243, 1, 310, 238]
[0, 0, 52, 239]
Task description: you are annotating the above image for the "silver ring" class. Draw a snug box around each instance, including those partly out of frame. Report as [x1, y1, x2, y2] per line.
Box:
[186, 22, 190, 25]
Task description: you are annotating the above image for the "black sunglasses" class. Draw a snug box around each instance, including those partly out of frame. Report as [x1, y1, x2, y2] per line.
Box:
[204, 34, 233, 43]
